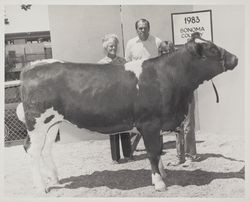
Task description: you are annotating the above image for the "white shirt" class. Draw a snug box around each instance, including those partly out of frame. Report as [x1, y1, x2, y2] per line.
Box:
[125, 35, 162, 62]
[98, 56, 126, 65]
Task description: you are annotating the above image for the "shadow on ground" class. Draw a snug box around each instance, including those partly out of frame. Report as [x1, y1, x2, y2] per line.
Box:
[49, 166, 244, 192]
[162, 140, 205, 150]
[196, 153, 244, 163]
[129, 142, 243, 164]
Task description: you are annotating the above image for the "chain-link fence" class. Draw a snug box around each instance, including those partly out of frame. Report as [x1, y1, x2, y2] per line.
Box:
[5, 81, 27, 144]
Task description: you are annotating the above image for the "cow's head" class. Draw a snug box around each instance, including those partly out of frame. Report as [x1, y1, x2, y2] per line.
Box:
[184, 32, 238, 87]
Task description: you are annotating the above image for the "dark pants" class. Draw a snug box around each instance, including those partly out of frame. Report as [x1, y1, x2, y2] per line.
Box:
[110, 132, 131, 161]
[176, 94, 197, 160]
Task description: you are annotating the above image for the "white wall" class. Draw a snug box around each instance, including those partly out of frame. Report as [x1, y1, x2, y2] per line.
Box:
[193, 5, 244, 135]
[48, 5, 123, 63]
[121, 5, 193, 50]
[48, 5, 193, 62]
[5, 5, 49, 34]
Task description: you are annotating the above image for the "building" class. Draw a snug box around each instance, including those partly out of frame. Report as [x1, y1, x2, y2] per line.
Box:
[5, 31, 52, 81]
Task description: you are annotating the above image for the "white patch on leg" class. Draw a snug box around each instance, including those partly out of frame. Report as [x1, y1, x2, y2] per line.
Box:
[152, 173, 166, 191]
[28, 130, 47, 193]
[16, 103, 25, 123]
[158, 157, 167, 179]
[41, 124, 60, 185]
[125, 59, 145, 80]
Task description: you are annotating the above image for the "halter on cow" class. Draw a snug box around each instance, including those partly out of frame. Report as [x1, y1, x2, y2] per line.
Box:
[17, 32, 238, 193]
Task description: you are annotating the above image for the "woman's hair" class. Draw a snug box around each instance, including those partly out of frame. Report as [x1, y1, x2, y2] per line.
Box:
[102, 34, 119, 50]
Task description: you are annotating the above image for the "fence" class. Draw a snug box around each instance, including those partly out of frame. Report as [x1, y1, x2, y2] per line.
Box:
[5, 49, 53, 81]
[5, 81, 27, 144]
[6, 51, 52, 67]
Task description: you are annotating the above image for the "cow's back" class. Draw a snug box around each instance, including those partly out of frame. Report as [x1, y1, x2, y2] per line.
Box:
[20, 61, 138, 133]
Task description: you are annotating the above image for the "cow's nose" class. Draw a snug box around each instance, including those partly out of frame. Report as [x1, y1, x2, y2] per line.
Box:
[225, 55, 238, 70]
[230, 55, 238, 68]
[233, 56, 238, 66]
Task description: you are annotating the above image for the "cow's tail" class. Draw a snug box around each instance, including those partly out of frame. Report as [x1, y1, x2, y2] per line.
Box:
[16, 103, 26, 123]
[16, 103, 31, 152]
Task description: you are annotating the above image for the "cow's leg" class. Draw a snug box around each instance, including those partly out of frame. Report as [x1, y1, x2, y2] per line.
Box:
[26, 108, 63, 193]
[41, 124, 60, 185]
[158, 157, 167, 179]
[27, 131, 48, 193]
[139, 118, 166, 191]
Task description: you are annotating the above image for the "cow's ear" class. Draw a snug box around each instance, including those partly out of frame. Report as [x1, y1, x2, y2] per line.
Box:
[186, 41, 203, 57]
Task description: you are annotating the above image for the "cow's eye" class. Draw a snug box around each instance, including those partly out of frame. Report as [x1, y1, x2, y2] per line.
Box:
[210, 47, 219, 55]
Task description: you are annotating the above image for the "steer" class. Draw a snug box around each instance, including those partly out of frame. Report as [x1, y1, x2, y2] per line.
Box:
[17, 33, 238, 193]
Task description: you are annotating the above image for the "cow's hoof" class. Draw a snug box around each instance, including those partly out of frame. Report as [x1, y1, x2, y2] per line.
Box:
[46, 174, 60, 186]
[50, 178, 60, 185]
[45, 187, 49, 193]
[52, 175, 60, 183]
[33, 185, 49, 195]
[155, 182, 166, 192]
[152, 173, 166, 191]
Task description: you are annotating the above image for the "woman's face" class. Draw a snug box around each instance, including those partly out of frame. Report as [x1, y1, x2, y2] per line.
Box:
[106, 39, 117, 57]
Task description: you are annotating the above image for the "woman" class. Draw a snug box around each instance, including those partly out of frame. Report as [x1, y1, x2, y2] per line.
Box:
[98, 34, 126, 65]
[98, 34, 132, 164]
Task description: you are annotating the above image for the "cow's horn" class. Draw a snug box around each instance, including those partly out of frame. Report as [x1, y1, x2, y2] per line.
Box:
[191, 32, 202, 40]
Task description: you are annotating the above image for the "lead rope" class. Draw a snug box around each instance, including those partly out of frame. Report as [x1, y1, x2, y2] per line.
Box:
[191, 33, 220, 103]
[211, 79, 219, 103]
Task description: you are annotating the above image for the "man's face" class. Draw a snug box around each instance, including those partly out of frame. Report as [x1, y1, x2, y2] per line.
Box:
[136, 21, 149, 41]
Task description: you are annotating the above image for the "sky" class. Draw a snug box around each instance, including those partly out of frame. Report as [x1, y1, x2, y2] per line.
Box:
[4, 5, 50, 33]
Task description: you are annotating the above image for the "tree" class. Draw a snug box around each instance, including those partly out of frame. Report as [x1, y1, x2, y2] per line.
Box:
[5, 18, 9, 25]
[4, 5, 32, 25]
[21, 4, 32, 11]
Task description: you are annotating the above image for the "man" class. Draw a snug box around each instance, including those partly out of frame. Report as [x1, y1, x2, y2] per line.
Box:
[175, 93, 200, 166]
[125, 18, 162, 62]
[125, 18, 162, 155]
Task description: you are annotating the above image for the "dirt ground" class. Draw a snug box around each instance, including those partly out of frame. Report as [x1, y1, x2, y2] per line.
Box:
[4, 131, 245, 198]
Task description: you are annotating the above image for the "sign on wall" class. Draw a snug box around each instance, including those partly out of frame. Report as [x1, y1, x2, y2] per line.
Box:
[171, 10, 213, 45]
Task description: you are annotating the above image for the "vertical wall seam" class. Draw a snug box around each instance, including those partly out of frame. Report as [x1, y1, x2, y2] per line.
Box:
[119, 5, 125, 58]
